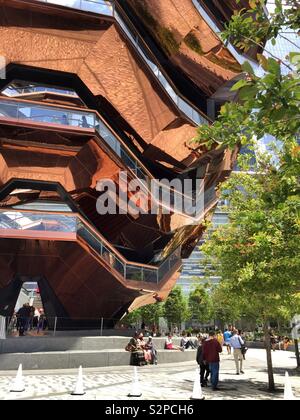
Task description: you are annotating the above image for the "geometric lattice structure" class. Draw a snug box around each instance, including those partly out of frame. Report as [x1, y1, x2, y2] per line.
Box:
[0, 0, 251, 328]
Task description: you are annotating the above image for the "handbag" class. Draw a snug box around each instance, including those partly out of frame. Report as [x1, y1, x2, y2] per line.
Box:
[238, 337, 247, 355]
[125, 343, 134, 352]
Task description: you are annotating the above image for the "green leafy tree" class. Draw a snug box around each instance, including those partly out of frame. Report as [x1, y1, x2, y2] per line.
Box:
[209, 283, 248, 327]
[193, 1, 300, 392]
[202, 166, 300, 391]
[163, 286, 189, 329]
[140, 303, 164, 328]
[188, 284, 213, 324]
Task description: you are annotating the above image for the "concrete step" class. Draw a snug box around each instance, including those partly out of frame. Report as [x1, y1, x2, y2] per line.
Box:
[0, 336, 187, 354]
[0, 349, 197, 371]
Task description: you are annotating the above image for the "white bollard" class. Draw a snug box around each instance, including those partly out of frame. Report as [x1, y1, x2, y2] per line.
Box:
[128, 366, 142, 397]
[284, 371, 295, 400]
[71, 366, 86, 396]
[190, 368, 205, 400]
[10, 364, 25, 393]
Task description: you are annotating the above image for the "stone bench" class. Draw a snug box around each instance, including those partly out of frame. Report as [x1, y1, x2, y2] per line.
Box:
[0, 348, 197, 371]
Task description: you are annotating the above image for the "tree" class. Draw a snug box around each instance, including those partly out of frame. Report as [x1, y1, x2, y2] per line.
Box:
[140, 303, 164, 328]
[202, 164, 300, 391]
[163, 286, 189, 329]
[209, 283, 250, 328]
[122, 303, 164, 330]
[193, 1, 300, 392]
[188, 284, 213, 324]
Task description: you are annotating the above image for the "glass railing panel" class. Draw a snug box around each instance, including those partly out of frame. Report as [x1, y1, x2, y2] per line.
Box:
[168, 248, 181, 269]
[81, 0, 114, 15]
[111, 255, 125, 277]
[0, 211, 77, 232]
[143, 269, 158, 284]
[77, 222, 103, 255]
[0, 100, 19, 118]
[2, 85, 78, 97]
[0, 209, 180, 283]
[158, 258, 170, 282]
[95, 120, 119, 153]
[0, 99, 96, 128]
[126, 265, 143, 282]
[120, 148, 137, 171]
[0, 97, 209, 219]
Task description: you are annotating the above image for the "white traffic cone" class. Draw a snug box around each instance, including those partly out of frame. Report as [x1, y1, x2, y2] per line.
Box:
[128, 366, 142, 397]
[71, 366, 86, 396]
[10, 364, 25, 393]
[284, 371, 295, 400]
[190, 368, 205, 400]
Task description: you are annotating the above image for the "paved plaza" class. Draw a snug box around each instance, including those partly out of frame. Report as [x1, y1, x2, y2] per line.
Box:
[0, 349, 299, 400]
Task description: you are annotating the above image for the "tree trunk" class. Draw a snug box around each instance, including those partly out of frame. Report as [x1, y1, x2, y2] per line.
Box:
[264, 324, 275, 392]
[294, 339, 300, 370]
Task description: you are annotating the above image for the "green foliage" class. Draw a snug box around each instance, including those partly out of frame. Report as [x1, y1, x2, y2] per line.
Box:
[222, 0, 300, 53]
[163, 286, 189, 326]
[193, 2, 300, 153]
[188, 284, 213, 323]
[202, 164, 300, 325]
[140, 303, 164, 326]
[194, 1, 300, 390]
[122, 308, 141, 326]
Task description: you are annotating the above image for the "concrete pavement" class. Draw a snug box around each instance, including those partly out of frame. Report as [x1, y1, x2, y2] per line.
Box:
[0, 349, 299, 400]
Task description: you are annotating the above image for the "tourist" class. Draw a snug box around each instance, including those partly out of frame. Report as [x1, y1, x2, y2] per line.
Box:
[165, 333, 183, 351]
[37, 309, 46, 334]
[180, 331, 196, 350]
[230, 330, 245, 375]
[61, 114, 69, 125]
[145, 337, 158, 365]
[138, 333, 152, 364]
[223, 328, 232, 355]
[216, 330, 224, 351]
[202, 331, 223, 391]
[279, 336, 291, 351]
[16, 304, 29, 336]
[196, 335, 210, 387]
[81, 115, 90, 128]
[128, 332, 146, 366]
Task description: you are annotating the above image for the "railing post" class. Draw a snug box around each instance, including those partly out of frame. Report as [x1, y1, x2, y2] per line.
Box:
[100, 317, 104, 336]
[53, 316, 58, 337]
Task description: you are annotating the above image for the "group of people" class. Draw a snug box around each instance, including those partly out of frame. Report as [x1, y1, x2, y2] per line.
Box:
[196, 328, 247, 391]
[9, 304, 47, 336]
[269, 331, 291, 351]
[164, 331, 196, 351]
[127, 332, 158, 366]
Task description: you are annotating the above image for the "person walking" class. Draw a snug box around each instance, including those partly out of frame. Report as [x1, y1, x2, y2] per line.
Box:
[223, 328, 232, 355]
[202, 331, 223, 391]
[216, 330, 224, 352]
[230, 330, 245, 375]
[196, 335, 210, 387]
